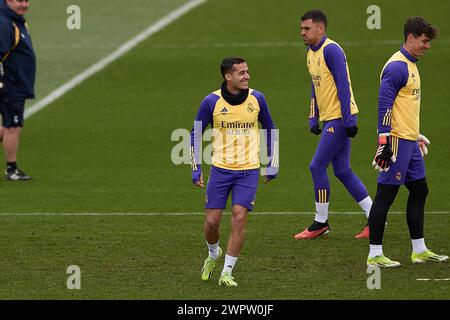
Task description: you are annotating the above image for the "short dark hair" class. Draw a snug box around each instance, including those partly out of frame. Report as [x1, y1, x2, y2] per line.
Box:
[301, 9, 327, 28]
[220, 57, 246, 79]
[404, 16, 438, 42]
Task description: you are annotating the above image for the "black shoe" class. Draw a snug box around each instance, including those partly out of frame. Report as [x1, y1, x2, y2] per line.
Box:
[307, 220, 330, 232]
[4, 168, 32, 181]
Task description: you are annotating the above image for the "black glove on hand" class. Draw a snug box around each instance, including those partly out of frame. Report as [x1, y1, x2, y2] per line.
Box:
[345, 126, 358, 138]
[372, 134, 396, 172]
[310, 125, 322, 135]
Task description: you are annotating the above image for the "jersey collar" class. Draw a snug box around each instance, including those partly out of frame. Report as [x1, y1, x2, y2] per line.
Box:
[309, 35, 327, 52]
[220, 81, 249, 106]
[400, 46, 418, 63]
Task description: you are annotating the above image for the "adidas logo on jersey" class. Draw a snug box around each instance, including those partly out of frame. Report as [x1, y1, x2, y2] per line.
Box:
[220, 107, 228, 113]
[326, 127, 334, 133]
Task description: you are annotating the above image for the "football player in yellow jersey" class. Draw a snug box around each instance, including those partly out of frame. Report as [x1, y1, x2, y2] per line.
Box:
[294, 10, 373, 240]
[367, 17, 448, 267]
[190, 57, 278, 286]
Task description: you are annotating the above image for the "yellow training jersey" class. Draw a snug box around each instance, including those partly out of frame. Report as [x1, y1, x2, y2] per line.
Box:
[307, 37, 358, 122]
[191, 88, 276, 171]
[210, 89, 261, 170]
[379, 49, 421, 141]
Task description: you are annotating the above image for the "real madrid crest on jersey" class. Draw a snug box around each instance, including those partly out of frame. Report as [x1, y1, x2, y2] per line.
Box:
[247, 103, 254, 113]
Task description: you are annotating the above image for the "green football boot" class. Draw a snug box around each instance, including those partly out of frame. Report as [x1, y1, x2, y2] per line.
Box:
[411, 250, 449, 263]
[367, 255, 401, 268]
[218, 272, 238, 287]
[201, 247, 222, 281]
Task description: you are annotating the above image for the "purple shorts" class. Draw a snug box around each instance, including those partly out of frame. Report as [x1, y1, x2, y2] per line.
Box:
[378, 136, 426, 185]
[205, 166, 259, 211]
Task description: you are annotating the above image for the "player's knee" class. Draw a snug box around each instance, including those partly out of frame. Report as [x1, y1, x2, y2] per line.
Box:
[333, 168, 352, 180]
[406, 178, 429, 201]
[232, 214, 246, 227]
[3, 127, 21, 140]
[375, 183, 400, 205]
[309, 161, 326, 175]
[231, 209, 248, 227]
[418, 183, 429, 200]
[205, 215, 220, 230]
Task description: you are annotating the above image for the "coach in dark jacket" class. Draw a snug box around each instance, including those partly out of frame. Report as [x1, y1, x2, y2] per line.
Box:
[0, 0, 36, 180]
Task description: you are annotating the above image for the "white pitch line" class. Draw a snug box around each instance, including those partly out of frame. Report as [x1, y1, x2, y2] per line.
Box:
[417, 278, 450, 281]
[24, 0, 208, 119]
[0, 211, 448, 216]
[149, 38, 450, 49]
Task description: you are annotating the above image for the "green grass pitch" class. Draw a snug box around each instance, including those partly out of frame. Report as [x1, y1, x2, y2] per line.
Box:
[0, 0, 448, 299]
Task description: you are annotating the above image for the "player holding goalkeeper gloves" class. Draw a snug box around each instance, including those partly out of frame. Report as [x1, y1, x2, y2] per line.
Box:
[367, 17, 448, 267]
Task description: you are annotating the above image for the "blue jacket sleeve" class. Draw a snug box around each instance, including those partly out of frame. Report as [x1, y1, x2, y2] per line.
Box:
[377, 61, 408, 134]
[254, 91, 278, 178]
[0, 20, 14, 65]
[308, 82, 320, 129]
[190, 95, 214, 183]
[324, 44, 356, 127]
